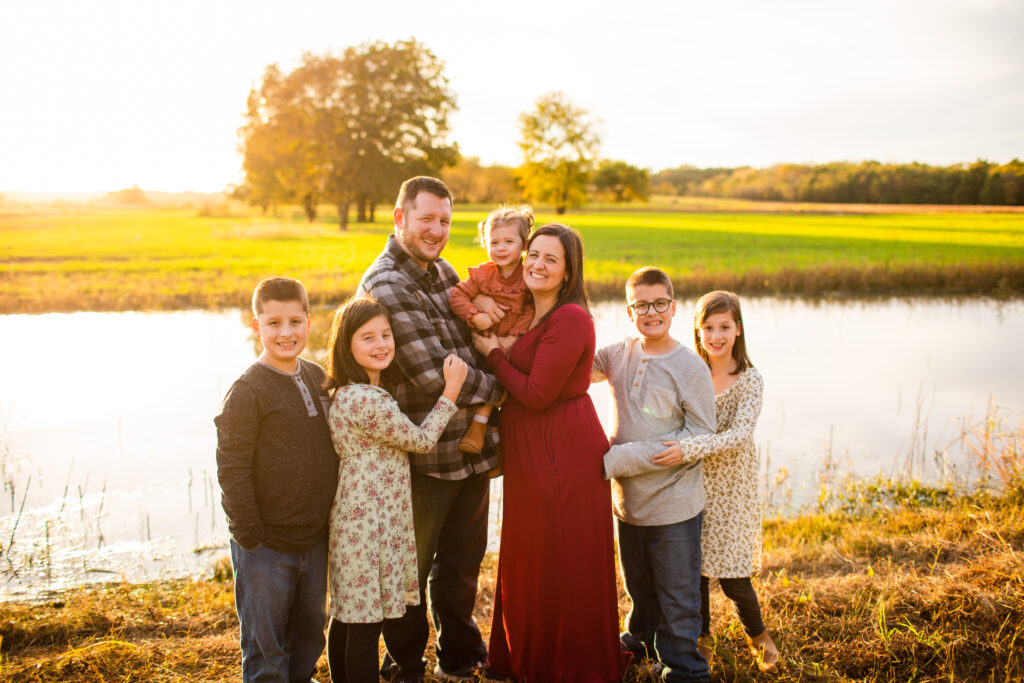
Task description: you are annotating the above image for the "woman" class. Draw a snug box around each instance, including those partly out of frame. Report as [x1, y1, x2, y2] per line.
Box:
[472, 223, 631, 683]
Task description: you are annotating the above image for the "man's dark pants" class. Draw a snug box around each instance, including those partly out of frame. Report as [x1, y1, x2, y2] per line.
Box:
[381, 469, 490, 680]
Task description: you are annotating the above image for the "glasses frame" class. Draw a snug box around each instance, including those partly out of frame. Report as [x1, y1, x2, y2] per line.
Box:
[627, 298, 673, 315]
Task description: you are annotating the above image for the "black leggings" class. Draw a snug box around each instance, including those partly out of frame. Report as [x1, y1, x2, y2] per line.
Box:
[327, 618, 383, 683]
[700, 575, 765, 638]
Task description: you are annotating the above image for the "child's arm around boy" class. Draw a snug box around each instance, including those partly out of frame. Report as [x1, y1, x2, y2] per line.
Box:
[594, 341, 716, 479]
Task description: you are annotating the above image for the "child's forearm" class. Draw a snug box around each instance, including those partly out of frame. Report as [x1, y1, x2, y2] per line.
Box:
[602, 431, 697, 479]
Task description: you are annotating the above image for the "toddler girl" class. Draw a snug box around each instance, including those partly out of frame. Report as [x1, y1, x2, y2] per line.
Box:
[323, 296, 468, 683]
[449, 205, 534, 454]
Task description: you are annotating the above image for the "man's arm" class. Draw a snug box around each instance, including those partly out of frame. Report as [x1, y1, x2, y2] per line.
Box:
[214, 381, 263, 549]
[370, 275, 502, 407]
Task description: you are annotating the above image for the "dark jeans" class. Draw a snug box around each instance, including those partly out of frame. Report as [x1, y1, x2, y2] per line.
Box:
[328, 618, 384, 683]
[617, 514, 710, 683]
[380, 470, 490, 680]
[700, 575, 766, 638]
[230, 538, 328, 683]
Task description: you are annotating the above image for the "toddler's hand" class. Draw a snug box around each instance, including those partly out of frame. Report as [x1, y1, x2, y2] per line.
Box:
[473, 294, 508, 322]
[470, 312, 494, 331]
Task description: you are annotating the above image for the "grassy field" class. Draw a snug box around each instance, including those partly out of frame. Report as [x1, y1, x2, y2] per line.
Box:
[2, 202, 1024, 313]
[2, 482, 1021, 681]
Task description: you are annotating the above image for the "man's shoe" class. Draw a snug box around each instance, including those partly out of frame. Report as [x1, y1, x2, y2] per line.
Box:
[433, 660, 488, 682]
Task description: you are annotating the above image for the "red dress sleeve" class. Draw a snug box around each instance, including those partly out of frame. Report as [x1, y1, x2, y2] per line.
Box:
[487, 305, 589, 413]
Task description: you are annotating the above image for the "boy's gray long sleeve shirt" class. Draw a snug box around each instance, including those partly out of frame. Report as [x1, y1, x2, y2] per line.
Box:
[593, 338, 716, 526]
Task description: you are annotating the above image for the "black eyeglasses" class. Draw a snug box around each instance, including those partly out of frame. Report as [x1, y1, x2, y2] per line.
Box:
[628, 298, 673, 315]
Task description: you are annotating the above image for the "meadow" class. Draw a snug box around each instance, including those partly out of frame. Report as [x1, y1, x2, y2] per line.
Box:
[2, 200, 1024, 313]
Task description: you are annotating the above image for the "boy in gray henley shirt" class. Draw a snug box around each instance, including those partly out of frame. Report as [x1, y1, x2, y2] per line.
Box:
[592, 267, 715, 683]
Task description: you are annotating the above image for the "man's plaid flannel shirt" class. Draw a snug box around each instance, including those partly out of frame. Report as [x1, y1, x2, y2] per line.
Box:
[357, 235, 504, 479]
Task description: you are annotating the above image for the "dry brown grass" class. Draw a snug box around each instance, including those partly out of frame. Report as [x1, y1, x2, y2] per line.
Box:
[2, 495, 1021, 682]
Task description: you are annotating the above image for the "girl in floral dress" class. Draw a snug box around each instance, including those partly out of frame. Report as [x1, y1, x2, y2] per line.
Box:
[663, 291, 779, 672]
[323, 296, 468, 683]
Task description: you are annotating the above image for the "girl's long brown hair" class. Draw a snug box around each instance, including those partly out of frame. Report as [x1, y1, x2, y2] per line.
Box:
[324, 296, 396, 393]
[693, 290, 752, 375]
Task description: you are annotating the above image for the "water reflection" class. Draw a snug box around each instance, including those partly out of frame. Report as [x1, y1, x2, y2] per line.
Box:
[0, 297, 1021, 598]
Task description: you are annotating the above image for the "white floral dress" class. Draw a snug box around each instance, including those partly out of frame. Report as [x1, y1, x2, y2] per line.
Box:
[327, 383, 457, 623]
[678, 367, 764, 578]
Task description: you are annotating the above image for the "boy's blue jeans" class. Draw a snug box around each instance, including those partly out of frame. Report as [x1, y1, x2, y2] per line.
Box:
[617, 513, 710, 683]
[230, 538, 328, 683]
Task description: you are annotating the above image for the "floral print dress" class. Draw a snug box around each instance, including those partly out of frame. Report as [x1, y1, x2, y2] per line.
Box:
[327, 383, 457, 623]
[678, 367, 764, 578]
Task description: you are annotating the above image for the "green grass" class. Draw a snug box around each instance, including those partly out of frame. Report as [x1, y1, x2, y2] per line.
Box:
[2, 204, 1024, 313]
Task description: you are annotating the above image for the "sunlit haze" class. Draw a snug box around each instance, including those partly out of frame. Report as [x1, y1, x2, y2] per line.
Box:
[1, 0, 1021, 193]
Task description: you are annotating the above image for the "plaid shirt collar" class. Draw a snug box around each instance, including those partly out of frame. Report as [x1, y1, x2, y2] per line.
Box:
[386, 234, 442, 289]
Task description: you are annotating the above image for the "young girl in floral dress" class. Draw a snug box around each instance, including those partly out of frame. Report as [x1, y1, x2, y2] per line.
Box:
[671, 290, 778, 672]
[448, 205, 534, 454]
[323, 296, 468, 683]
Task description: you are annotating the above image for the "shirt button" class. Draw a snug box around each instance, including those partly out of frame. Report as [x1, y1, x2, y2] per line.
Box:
[638, 370, 643, 374]
[634, 382, 640, 387]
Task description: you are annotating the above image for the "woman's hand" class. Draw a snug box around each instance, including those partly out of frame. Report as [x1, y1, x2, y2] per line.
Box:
[651, 441, 684, 466]
[472, 331, 501, 357]
[440, 354, 468, 403]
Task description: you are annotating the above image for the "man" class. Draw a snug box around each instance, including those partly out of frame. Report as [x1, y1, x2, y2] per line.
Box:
[357, 176, 503, 682]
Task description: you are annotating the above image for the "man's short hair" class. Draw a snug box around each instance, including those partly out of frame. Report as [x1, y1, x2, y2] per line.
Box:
[396, 176, 454, 213]
[252, 276, 310, 316]
[626, 266, 674, 300]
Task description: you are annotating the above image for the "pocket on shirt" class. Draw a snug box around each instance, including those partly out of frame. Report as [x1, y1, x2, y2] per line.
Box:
[644, 387, 680, 420]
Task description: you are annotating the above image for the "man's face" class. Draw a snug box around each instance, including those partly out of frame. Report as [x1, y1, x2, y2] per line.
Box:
[394, 191, 452, 268]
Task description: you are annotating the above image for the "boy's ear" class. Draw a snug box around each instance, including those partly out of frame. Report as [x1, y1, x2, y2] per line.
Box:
[251, 316, 260, 336]
[626, 304, 635, 322]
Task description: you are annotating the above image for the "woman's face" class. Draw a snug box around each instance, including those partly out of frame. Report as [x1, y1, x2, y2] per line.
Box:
[523, 234, 567, 297]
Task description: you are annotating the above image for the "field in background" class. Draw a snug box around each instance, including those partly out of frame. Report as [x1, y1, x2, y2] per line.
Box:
[2, 202, 1024, 313]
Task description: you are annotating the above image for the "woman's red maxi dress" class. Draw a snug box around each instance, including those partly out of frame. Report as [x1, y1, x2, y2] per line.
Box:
[485, 303, 631, 683]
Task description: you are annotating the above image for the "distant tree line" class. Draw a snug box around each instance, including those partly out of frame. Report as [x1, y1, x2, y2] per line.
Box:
[652, 160, 1024, 206]
[232, 39, 1018, 217]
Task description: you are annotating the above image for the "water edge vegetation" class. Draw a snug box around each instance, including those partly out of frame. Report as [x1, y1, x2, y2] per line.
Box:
[2, 201, 1023, 314]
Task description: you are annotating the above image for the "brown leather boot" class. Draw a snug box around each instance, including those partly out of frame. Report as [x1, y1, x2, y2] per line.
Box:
[458, 419, 487, 454]
[746, 630, 779, 673]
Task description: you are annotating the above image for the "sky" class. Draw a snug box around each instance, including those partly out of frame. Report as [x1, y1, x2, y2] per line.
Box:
[1, 0, 1022, 193]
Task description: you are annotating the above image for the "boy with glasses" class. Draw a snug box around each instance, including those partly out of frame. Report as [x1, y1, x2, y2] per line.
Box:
[592, 266, 716, 682]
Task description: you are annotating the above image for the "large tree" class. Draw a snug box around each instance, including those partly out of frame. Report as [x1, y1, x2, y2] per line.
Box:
[516, 92, 600, 214]
[591, 160, 650, 203]
[237, 40, 457, 229]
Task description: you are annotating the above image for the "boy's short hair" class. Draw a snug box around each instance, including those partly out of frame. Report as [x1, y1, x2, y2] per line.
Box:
[396, 176, 454, 213]
[626, 267, 674, 300]
[252, 277, 310, 316]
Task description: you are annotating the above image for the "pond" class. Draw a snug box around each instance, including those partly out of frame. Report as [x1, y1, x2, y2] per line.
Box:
[1, 297, 1022, 599]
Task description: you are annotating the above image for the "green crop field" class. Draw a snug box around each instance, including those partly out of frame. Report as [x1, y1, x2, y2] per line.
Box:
[2, 205, 1023, 313]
